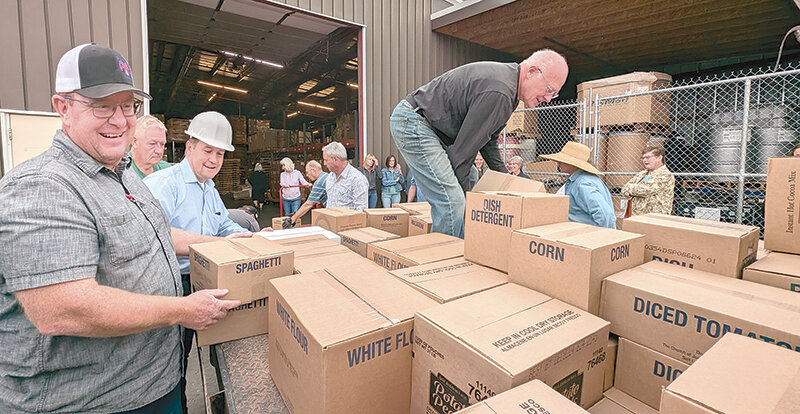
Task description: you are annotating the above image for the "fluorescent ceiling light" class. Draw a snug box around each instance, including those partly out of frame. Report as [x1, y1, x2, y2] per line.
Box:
[208, 93, 217, 102]
[220, 50, 283, 69]
[287, 111, 299, 118]
[347, 82, 358, 88]
[197, 80, 248, 94]
[297, 101, 334, 111]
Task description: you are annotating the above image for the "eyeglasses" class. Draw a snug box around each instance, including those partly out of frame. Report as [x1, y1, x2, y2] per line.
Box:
[537, 68, 559, 100]
[64, 95, 143, 118]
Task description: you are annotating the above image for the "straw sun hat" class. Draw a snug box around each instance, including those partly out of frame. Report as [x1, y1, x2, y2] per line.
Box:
[540, 141, 603, 176]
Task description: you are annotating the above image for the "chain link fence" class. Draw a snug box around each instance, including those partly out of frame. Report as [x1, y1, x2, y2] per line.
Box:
[503, 62, 800, 233]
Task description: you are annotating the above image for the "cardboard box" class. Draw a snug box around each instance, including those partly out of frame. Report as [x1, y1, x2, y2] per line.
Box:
[368, 233, 464, 271]
[454, 379, 588, 413]
[622, 213, 759, 278]
[599, 261, 800, 365]
[389, 257, 508, 303]
[743, 252, 800, 293]
[757, 239, 769, 260]
[292, 247, 365, 274]
[364, 208, 410, 237]
[196, 297, 269, 347]
[273, 234, 366, 273]
[189, 237, 294, 303]
[611, 196, 629, 230]
[588, 388, 658, 414]
[471, 169, 546, 193]
[267, 262, 439, 414]
[660, 334, 800, 414]
[394, 201, 431, 216]
[576, 72, 672, 129]
[605, 336, 618, 392]
[613, 338, 689, 409]
[764, 157, 800, 254]
[504, 101, 541, 138]
[465, 191, 569, 272]
[272, 216, 294, 230]
[338, 227, 400, 257]
[311, 207, 366, 233]
[258, 226, 340, 244]
[273, 234, 338, 250]
[412, 284, 610, 412]
[408, 214, 432, 236]
[509, 222, 645, 315]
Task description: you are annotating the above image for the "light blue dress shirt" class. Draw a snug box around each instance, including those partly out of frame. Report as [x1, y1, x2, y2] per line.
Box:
[564, 169, 616, 229]
[144, 158, 249, 274]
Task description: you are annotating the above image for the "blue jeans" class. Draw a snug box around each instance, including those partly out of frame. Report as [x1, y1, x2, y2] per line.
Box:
[381, 192, 401, 208]
[282, 197, 301, 215]
[368, 190, 378, 208]
[118, 385, 181, 414]
[390, 99, 465, 238]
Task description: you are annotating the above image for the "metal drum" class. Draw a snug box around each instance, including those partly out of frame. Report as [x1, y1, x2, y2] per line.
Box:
[519, 137, 537, 162]
[708, 126, 749, 181]
[499, 135, 522, 161]
[750, 127, 797, 174]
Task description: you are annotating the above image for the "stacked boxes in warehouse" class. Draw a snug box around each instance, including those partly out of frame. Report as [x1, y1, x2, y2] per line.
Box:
[191, 159, 800, 413]
[159, 112, 356, 201]
[575, 72, 673, 190]
[516, 66, 800, 232]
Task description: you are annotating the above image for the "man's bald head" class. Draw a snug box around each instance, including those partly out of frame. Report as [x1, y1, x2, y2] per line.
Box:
[517, 49, 569, 108]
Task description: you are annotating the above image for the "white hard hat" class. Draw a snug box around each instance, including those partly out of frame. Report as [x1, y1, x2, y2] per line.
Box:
[185, 111, 234, 151]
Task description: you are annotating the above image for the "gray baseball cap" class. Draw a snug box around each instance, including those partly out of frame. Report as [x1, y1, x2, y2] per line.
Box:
[55, 43, 152, 100]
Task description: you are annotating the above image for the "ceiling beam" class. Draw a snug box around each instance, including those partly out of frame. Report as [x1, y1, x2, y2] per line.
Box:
[166, 47, 196, 116]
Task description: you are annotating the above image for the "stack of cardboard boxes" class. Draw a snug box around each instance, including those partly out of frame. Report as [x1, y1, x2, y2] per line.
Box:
[395, 201, 433, 235]
[743, 157, 800, 293]
[185, 159, 800, 413]
[165, 118, 190, 143]
[188, 237, 294, 346]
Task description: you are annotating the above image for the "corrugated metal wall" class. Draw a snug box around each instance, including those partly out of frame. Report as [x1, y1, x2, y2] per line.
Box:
[272, 0, 516, 161]
[0, 0, 514, 161]
[0, 0, 145, 112]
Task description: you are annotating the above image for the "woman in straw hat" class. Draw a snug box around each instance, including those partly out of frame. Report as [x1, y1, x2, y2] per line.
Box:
[541, 141, 615, 228]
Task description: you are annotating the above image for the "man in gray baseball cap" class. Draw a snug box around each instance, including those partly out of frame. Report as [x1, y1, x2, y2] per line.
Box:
[0, 43, 240, 413]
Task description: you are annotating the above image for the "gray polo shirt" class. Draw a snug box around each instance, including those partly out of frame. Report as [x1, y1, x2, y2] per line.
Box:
[0, 130, 182, 413]
[406, 61, 517, 190]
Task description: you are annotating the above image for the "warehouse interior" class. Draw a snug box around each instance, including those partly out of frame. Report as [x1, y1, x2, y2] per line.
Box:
[147, 0, 361, 198]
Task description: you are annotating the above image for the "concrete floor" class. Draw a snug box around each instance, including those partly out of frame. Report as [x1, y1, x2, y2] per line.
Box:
[186, 198, 304, 413]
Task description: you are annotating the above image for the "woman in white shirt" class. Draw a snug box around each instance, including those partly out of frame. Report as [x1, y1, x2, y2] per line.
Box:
[280, 157, 309, 215]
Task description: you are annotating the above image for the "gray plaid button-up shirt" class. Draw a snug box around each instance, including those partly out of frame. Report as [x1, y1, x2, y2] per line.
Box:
[0, 130, 183, 413]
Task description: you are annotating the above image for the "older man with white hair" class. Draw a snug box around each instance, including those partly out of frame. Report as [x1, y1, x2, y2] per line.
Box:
[290, 160, 329, 225]
[391, 49, 568, 237]
[130, 115, 171, 177]
[322, 141, 368, 211]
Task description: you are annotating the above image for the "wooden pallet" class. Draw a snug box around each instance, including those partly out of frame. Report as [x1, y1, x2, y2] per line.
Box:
[744, 181, 767, 192]
[681, 179, 738, 190]
[681, 179, 767, 192]
[571, 123, 671, 136]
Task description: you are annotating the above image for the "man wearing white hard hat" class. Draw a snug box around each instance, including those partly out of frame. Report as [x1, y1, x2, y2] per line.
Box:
[144, 110, 251, 412]
[0, 44, 240, 414]
[541, 141, 616, 228]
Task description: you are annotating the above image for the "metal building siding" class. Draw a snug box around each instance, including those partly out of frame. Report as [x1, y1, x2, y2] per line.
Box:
[0, 0, 145, 112]
[273, 0, 514, 160]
